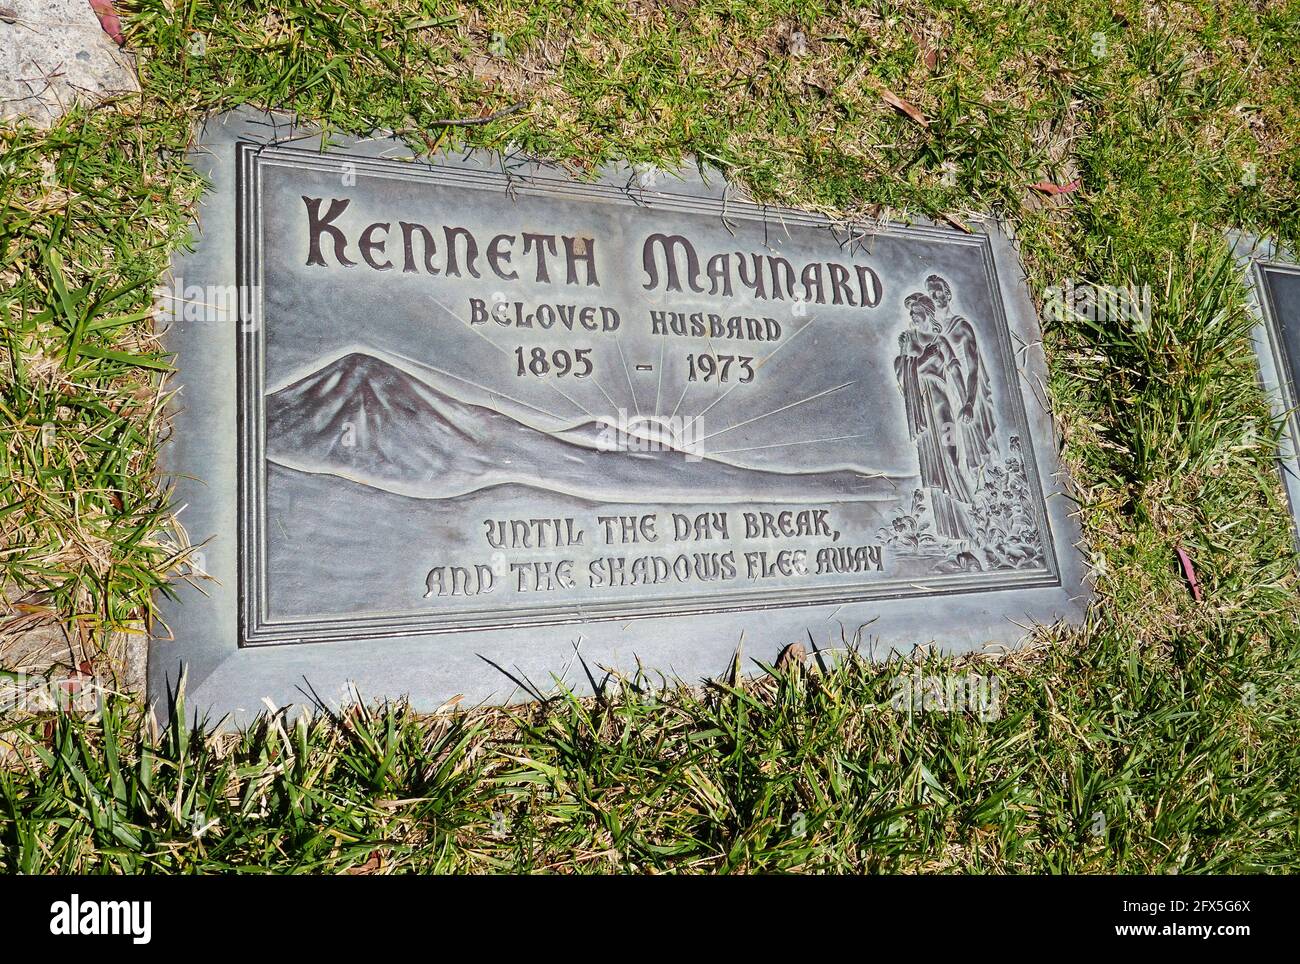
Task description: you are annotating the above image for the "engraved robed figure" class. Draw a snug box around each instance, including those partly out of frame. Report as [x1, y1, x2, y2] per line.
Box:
[927, 273, 999, 470]
[893, 278, 1000, 549]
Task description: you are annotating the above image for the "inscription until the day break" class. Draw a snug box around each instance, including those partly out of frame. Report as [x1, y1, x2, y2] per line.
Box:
[423, 509, 885, 598]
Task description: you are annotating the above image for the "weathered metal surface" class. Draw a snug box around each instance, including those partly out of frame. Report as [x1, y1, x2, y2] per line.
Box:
[149, 109, 1090, 724]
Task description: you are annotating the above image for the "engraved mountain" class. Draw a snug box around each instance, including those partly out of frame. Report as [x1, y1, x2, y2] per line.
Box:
[264, 352, 897, 502]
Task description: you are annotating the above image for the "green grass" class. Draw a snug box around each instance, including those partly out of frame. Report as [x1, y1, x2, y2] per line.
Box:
[1, 0, 1299, 872]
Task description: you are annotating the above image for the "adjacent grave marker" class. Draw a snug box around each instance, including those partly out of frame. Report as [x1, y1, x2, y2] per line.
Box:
[1233, 232, 1300, 547]
[149, 110, 1090, 723]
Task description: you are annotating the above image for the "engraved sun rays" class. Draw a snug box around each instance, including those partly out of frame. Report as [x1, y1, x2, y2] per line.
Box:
[425, 290, 866, 463]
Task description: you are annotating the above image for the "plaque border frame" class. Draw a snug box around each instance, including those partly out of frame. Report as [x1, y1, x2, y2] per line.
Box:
[235, 142, 1062, 646]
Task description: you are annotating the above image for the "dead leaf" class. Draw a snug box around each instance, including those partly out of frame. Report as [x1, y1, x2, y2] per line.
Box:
[1030, 178, 1082, 196]
[913, 31, 941, 72]
[775, 642, 806, 672]
[1175, 546, 1202, 603]
[939, 211, 971, 233]
[88, 1, 126, 46]
[869, 79, 929, 129]
[347, 853, 383, 875]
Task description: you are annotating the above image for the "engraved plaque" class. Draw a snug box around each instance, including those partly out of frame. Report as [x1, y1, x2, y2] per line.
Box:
[149, 110, 1090, 723]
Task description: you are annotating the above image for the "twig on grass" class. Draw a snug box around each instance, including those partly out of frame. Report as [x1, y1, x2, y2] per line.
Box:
[428, 101, 527, 128]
